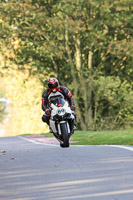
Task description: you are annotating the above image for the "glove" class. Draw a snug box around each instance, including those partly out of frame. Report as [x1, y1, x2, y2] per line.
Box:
[71, 105, 75, 111]
[45, 108, 51, 116]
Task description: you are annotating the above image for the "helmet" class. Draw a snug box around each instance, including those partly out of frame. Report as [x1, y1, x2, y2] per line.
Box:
[48, 78, 59, 91]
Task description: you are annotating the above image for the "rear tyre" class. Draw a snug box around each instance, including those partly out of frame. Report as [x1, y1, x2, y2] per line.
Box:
[60, 123, 69, 148]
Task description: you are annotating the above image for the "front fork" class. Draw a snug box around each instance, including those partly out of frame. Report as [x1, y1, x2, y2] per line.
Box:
[50, 119, 73, 138]
[57, 121, 70, 135]
[68, 118, 74, 133]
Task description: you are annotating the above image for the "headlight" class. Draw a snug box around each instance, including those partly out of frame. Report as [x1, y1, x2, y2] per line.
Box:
[57, 108, 66, 115]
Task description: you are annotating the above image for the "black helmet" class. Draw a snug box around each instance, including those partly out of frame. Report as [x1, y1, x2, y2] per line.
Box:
[48, 78, 59, 89]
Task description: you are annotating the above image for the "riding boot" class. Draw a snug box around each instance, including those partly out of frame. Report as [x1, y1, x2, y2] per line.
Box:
[42, 114, 50, 125]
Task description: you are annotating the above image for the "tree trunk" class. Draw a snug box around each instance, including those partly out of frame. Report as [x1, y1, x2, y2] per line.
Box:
[65, 27, 78, 97]
[86, 50, 93, 129]
[74, 37, 87, 130]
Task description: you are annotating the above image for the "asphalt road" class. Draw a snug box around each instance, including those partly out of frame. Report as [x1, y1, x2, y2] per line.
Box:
[0, 136, 133, 200]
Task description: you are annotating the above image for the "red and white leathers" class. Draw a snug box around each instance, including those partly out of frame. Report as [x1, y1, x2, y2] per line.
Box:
[42, 86, 75, 112]
[41, 85, 76, 133]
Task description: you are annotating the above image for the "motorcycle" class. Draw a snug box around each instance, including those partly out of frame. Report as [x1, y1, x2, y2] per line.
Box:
[49, 96, 75, 148]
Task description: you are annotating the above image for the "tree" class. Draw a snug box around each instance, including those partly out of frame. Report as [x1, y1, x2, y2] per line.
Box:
[0, 0, 133, 130]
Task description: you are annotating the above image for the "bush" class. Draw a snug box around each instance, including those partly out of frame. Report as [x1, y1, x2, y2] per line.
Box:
[93, 76, 133, 130]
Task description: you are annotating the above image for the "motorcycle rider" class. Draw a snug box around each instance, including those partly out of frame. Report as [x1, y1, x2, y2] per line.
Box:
[41, 77, 76, 133]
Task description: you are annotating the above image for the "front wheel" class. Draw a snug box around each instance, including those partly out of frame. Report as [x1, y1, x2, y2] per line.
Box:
[60, 123, 69, 148]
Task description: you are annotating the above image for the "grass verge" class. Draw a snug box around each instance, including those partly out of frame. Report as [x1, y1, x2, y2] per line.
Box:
[42, 129, 133, 145]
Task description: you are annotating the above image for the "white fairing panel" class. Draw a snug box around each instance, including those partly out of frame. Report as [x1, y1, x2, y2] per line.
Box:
[49, 120, 57, 133]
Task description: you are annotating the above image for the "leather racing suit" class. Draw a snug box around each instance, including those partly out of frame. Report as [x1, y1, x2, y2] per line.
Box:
[41, 86, 75, 128]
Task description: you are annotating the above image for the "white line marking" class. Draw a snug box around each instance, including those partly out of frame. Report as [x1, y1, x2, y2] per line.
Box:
[105, 145, 133, 152]
[18, 136, 59, 147]
[18, 136, 133, 151]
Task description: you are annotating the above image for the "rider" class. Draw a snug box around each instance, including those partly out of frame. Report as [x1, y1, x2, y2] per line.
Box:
[41, 77, 76, 133]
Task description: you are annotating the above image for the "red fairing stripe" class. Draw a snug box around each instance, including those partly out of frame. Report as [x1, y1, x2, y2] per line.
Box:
[58, 104, 62, 107]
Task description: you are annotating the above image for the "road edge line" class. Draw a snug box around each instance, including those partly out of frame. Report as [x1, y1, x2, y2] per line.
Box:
[104, 145, 133, 152]
[18, 137, 133, 151]
[18, 136, 59, 147]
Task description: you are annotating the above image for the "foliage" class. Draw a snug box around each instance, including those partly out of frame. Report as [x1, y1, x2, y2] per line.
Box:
[0, 85, 7, 123]
[0, 0, 133, 132]
[93, 76, 133, 130]
[0, 63, 48, 136]
[0, 102, 6, 123]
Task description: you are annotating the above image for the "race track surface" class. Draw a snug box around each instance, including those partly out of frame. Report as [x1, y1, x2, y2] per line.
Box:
[0, 136, 133, 200]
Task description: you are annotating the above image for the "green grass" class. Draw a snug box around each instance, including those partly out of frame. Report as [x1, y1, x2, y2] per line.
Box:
[42, 129, 133, 145]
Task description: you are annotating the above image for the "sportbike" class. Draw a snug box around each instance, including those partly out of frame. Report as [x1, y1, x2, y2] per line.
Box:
[49, 96, 76, 148]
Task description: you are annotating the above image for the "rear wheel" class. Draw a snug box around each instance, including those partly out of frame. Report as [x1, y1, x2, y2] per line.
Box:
[60, 123, 69, 148]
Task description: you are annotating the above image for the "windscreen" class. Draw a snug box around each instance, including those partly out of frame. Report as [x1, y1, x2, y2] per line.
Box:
[49, 96, 65, 106]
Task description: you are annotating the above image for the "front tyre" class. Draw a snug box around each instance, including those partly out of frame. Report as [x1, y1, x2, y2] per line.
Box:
[60, 123, 69, 148]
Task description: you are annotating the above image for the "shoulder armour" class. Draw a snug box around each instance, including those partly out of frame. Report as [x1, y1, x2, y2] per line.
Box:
[42, 89, 50, 98]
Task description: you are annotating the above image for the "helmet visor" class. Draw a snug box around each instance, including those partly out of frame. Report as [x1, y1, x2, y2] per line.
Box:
[48, 82, 58, 89]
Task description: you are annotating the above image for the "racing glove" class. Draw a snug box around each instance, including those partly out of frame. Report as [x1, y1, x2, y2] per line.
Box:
[71, 105, 75, 111]
[45, 108, 51, 116]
